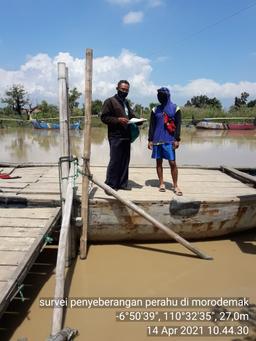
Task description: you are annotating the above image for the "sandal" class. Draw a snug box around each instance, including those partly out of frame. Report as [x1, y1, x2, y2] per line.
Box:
[159, 184, 166, 192]
[174, 188, 183, 196]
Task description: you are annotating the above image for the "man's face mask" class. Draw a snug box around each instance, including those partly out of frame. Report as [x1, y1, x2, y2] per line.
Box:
[117, 89, 128, 99]
[157, 92, 168, 104]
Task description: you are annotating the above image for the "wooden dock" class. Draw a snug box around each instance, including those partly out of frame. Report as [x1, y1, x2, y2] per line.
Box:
[0, 166, 63, 319]
[1, 165, 255, 203]
[0, 164, 256, 316]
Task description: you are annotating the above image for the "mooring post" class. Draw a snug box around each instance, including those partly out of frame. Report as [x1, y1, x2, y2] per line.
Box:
[65, 66, 71, 157]
[58, 62, 72, 266]
[80, 48, 93, 259]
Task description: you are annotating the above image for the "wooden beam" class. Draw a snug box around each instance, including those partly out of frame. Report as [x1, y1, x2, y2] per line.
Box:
[51, 173, 74, 336]
[221, 166, 256, 186]
[80, 48, 93, 259]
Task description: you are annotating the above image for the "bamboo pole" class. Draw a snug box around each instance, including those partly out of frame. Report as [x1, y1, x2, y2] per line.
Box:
[51, 169, 74, 336]
[90, 177, 213, 260]
[58, 62, 72, 266]
[65, 66, 71, 158]
[58, 62, 70, 200]
[80, 48, 93, 259]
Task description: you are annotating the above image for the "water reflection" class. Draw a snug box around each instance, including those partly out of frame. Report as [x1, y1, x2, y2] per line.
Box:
[0, 127, 255, 167]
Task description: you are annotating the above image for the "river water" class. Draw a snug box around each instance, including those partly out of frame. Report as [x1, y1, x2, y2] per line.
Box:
[0, 126, 256, 167]
[0, 126, 256, 341]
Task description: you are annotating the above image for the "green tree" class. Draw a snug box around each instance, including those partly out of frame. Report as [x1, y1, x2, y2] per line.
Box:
[133, 104, 144, 117]
[1, 84, 29, 115]
[37, 100, 58, 117]
[234, 92, 250, 107]
[92, 99, 103, 116]
[148, 102, 159, 111]
[185, 95, 222, 109]
[69, 87, 82, 114]
[247, 99, 256, 108]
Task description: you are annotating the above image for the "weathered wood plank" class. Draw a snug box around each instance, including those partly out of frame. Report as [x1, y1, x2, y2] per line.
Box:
[0, 218, 47, 228]
[222, 166, 256, 185]
[0, 237, 35, 251]
[0, 266, 18, 281]
[0, 251, 27, 265]
[19, 183, 60, 194]
[0, 183, 27, 189]
[0, 228, 43, 237]
[0, 177, 40, 183]
[0, 208, 58, 218]
[0, 282, 7, 296]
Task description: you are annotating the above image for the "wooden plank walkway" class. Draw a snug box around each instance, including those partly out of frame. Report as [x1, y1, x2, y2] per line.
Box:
[1, 165, 256, 203]
[0, 192, 61, 318]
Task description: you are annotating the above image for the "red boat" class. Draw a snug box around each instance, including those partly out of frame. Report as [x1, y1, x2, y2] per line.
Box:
[227, 123, 255, 130]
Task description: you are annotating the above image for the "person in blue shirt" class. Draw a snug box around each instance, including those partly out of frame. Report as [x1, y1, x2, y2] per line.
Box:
[148, 87, 182, 195]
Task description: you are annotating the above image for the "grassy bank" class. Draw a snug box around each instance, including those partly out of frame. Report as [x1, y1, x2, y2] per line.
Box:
[1, 107, 256, 128]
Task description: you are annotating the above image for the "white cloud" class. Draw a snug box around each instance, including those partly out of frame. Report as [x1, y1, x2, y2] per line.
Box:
[0, 50, 256, 107]
[155, 56, 169, 63]
[172, 79, 256, 100]
[148, 0, 163, 7]
[123, 11, 144, 24]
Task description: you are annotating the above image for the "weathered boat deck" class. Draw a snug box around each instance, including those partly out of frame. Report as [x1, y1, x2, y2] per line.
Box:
[1, 165, 255, 203]
[0, 165, 255, 316]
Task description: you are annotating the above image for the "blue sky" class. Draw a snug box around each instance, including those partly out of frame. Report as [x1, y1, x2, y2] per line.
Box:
[0, 0, 255, 107]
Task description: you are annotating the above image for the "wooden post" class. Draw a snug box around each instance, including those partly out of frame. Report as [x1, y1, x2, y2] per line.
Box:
[51, 169, 74, 336]
[65, 66, 71, 158]
[58, 62, 71, 266]
[58, 62, 70, 199]
[80, 49, 93, 259]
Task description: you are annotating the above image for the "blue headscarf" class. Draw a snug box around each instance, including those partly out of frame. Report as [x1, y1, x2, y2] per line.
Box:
[157, 87, 176, 118]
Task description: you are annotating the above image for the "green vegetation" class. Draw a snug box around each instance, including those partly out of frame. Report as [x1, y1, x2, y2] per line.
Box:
[1, 84, 256, 128]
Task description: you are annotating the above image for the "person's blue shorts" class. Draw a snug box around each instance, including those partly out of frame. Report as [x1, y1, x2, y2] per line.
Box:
[152, 143, 175, 160]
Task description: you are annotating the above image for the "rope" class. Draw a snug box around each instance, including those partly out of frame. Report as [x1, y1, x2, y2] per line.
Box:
[18, 284, 25, 302]
[58, 156, 79, 203]
[44, 235, 53, 244]
[77, 158, 94, 193]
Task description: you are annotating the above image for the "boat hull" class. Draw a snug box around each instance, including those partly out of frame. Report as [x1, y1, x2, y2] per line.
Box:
[196, 121, 255, 130]
[196, 121, 226, 130]
[228, 123, 255, 130]
[88, 195, 256, 241]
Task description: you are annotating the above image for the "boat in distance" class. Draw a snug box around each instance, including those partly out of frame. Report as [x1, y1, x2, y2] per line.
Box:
[31, 119, 81, 129]
[196, 119, 255, 130]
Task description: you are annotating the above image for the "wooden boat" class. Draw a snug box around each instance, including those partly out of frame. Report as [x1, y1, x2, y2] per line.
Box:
[31, 119, 81, 130]
[88, 166, 256, 242]
[196, 121, 226, 130]
[1, 165, 255, 242]
[228, 123, 255, 130]
[196, 118, 255, 130]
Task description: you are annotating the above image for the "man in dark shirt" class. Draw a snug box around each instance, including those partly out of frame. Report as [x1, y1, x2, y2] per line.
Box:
[101, 80, 136, 190]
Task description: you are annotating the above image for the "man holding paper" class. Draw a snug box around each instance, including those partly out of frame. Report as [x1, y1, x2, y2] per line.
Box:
[101, 80, 145, 191]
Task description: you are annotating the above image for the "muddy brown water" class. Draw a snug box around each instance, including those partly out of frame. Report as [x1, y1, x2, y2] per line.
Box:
[0, 127, 256, 340]
[1, 126, 256, 167]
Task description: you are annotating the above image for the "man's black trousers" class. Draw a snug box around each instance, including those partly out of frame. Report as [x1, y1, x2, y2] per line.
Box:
[105, 137, 131, 190]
